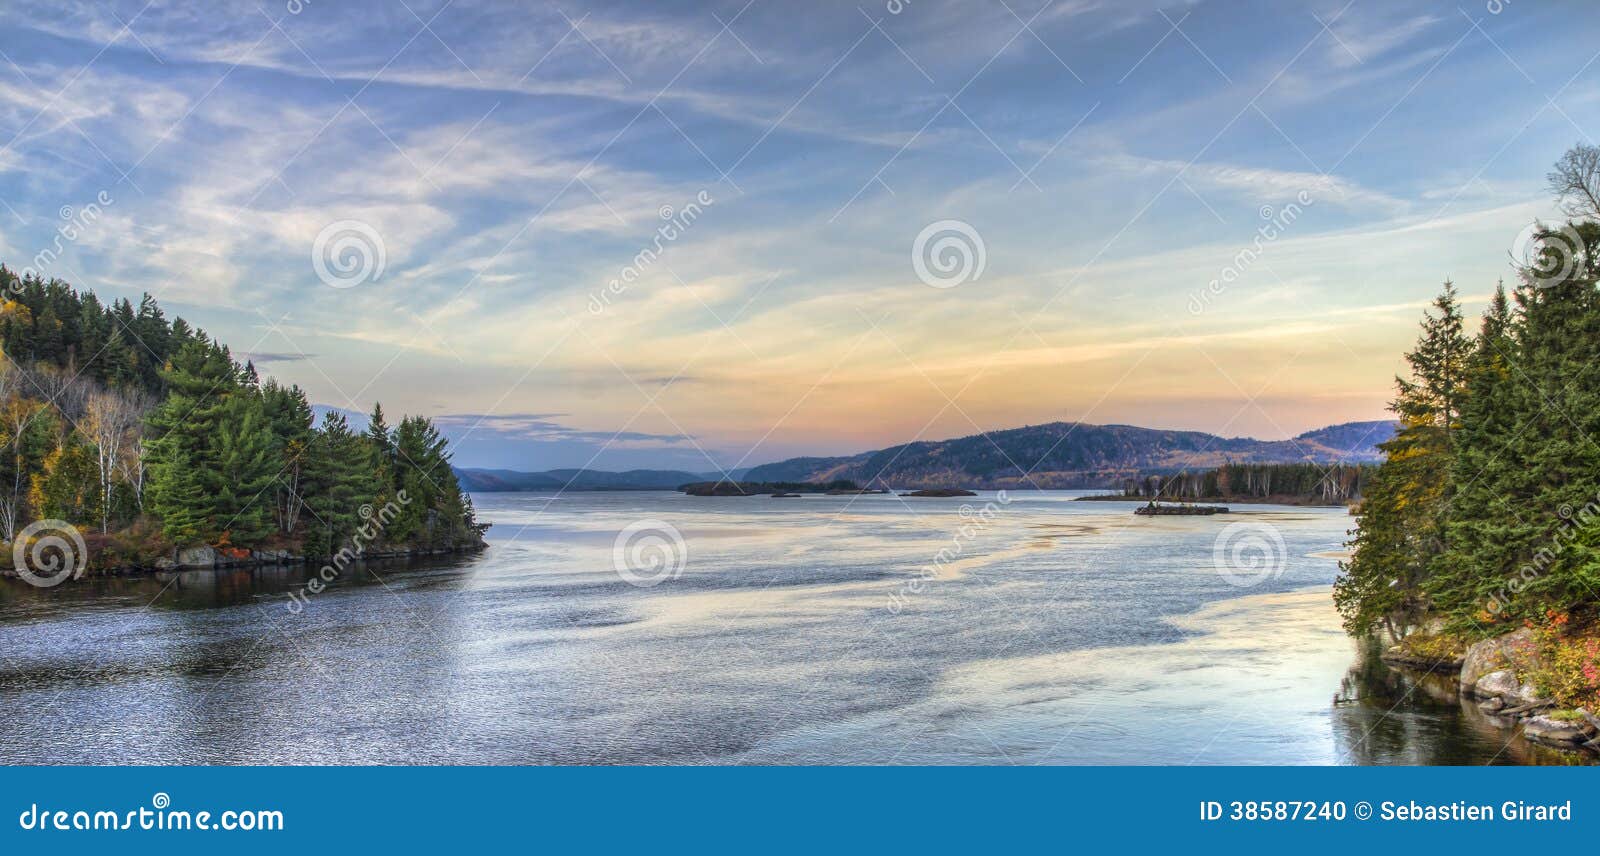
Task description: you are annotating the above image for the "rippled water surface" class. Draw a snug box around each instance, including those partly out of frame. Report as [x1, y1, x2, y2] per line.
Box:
[0, 491, 1586, 764]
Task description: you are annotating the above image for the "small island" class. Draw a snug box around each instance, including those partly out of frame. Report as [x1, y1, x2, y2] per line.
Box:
[1133, 502, 1229, 516]
[899, 489, 978, 497]
[680, 479, 870, 497]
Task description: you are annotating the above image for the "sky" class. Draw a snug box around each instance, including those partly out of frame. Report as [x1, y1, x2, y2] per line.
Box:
[0, 0, 1594, 472]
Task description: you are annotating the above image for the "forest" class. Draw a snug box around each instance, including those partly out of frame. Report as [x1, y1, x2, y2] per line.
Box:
[0, 267, 483, 575]
[1110, 461, 1376, 505]
[1335, 145, 1600, 714]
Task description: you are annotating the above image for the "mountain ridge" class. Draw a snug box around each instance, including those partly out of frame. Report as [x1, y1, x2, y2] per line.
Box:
[740, 419, 1396, 489]
[456, 419, 1395, 491]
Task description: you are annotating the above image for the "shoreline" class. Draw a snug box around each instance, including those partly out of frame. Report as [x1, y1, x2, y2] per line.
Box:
[1380, 632, 1600, 760]
[1, 541, 489, 584]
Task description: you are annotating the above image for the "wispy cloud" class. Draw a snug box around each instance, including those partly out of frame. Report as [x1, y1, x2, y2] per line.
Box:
[0, 0, 1586, 467]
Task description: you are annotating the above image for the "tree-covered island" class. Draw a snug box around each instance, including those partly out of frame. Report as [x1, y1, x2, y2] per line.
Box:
[0, 267, 484, 579]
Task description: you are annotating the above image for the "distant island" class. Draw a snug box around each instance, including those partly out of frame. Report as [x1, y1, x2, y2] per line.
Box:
[453, 467, 746, 492]
[1075, 461, 1377, 507]
[679, 480, 885, 497]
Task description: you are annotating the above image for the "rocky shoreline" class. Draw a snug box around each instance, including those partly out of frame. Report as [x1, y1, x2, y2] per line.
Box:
[2, 541, 489, 583]
[1383, 628, 1600, 758]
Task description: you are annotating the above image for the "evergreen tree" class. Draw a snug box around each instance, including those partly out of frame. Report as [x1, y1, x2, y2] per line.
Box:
[1430, 285, 1523, 624]
[260, 379, 313, 534]
[1336, 284, 1470, 635]
[146, 443, 205, 545]
[212, 392, 278, 547]
[1476, 220, 1600, 619]
[143, 340, 239, 544]
[302, 411, 376, 557]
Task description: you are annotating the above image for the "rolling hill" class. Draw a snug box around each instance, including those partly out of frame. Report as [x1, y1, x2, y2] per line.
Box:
[454, 420, 1394, 492]
[740, 420, 1396, 490]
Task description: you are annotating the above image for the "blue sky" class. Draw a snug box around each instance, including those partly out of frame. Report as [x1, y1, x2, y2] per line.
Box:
[0, 0, 1593, 471]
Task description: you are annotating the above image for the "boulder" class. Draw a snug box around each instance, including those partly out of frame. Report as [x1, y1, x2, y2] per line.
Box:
[1522, 714, 1597, 746]
[175, 545, 217, 569]
[1471, 670, 1543, 705]
[1460, 628, 1536, 692]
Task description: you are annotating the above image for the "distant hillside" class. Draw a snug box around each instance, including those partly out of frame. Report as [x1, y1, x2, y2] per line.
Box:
[1293, 420, 1397, 458]
[741, 420, 1396, 490]
[454, 467, 749, 492]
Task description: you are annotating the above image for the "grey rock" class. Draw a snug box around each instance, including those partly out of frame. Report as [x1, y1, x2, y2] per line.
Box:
[1471, 670, 1515, 699]
[1471, 670, 1542, 705]
[1460, 628, 1535, 692]
[1522, 714, 1597, 746]
[175, 545, 217, 569]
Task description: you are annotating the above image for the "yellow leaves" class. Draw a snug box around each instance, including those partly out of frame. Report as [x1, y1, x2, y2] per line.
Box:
[0, 298, 31, 324]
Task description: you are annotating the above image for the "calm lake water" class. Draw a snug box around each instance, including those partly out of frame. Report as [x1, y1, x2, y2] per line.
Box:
[0, 490, 1589, 765]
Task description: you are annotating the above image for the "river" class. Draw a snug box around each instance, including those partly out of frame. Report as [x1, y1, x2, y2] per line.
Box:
[0, 490, 1587, 764]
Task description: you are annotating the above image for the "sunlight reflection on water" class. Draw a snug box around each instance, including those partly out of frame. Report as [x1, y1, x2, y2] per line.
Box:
[0, 491, 1583, 765]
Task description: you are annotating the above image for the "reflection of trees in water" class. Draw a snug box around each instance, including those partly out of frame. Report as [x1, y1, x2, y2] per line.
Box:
[1332, 636, 1593, 766]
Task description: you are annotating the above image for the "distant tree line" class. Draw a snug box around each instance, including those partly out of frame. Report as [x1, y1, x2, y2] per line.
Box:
[0, 266, 483, 567]
[1116, 461, 1376, 504]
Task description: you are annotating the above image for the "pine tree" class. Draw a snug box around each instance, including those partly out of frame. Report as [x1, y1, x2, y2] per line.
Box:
[302, 411, 375, 557]
[212, 392, 278, 547]
[1430, 285, 1523, 625]
[1336, 284, 1470, 636]
[1480, 220, 1600, 618]
[146, 443, 205, 545]
[143, 340, 239, 545]
[260, 379, 313, 534]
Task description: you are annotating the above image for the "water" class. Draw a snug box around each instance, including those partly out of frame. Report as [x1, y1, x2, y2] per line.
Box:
[0, 491, 1588, 765]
